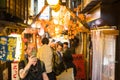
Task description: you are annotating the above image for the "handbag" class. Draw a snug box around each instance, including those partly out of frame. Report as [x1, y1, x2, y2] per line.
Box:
[56, 68, 74, 80]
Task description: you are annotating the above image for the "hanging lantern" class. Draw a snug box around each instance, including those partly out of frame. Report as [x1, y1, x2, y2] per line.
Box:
[47, 0, 59, 5]
[47, 0, 60, 12]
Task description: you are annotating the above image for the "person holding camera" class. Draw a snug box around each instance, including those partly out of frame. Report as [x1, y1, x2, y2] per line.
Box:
[19, 43, 49, 80]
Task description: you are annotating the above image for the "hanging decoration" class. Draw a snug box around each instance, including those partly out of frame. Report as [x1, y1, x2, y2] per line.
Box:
[67, 20, 82, 39]
[29, 3, 89, 39]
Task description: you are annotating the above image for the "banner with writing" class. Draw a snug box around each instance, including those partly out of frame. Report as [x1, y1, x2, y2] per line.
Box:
[0, 36, 17, 61]
[11, 62, 19, 80]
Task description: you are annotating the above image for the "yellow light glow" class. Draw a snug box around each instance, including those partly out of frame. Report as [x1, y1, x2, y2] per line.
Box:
[53, 19, 58, 24]
[52, 10, 60, 17]
[31, 24, 36, 28]
[55, 27, 59, 34]
[27, 19, 32, 25]
[47, 0, 59, 5]
[8, 34, 22, 61]
[38, 28, 45, 36]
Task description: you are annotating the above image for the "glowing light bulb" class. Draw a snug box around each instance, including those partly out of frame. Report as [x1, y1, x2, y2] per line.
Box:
[47, 0, 59, 5]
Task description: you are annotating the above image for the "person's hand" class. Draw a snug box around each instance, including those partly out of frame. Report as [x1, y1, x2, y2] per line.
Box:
[28, 55, 37, 66]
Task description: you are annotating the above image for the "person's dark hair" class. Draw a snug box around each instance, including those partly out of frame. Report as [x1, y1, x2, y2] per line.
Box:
[63, 42, 68, 45]
[41, 37, 49, 44]
[63, 49, 73, 62]
[51, 39, 55, 43]
[57, 41, 63, 47]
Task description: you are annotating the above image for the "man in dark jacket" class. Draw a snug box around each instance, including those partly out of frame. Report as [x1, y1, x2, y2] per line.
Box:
[19, 43, 49, 80]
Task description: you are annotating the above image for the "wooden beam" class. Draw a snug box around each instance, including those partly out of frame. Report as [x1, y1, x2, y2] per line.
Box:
[65, 6, 90, 31]
[31, 5, 48, 25]
[102, 29, 119, 35]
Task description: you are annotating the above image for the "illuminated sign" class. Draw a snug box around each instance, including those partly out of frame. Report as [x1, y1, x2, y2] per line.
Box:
[7, 37, 17, 61]
[9, 34, 22, 61]
[0, 36, 17, 61]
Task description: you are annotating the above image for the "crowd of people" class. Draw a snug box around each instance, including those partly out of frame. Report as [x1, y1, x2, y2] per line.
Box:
[19, 37, 76, 80]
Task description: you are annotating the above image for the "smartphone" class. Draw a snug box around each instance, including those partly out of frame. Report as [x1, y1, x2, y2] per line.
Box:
[31, 48, 36, 56]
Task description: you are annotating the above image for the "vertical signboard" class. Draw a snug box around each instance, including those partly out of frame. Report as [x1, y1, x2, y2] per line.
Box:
[11, 62, 19, 80]
[0, 36, 8, 61]
[7, 37, 17, 61]
[0, 36, 17, 61]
